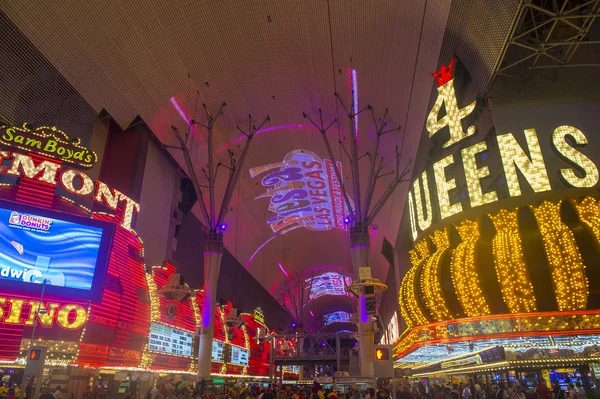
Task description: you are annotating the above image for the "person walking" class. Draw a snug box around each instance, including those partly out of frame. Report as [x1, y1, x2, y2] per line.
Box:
[536, 381, 550, 399]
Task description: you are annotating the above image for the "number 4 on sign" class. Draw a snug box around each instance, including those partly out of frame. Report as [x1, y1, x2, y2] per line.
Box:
[427, 58, 477, 148]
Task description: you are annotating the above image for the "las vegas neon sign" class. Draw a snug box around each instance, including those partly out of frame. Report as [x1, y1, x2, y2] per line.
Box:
[408, 59, 599, 240]
[250, 149, 350, 234]
[0, 149, 140, 230]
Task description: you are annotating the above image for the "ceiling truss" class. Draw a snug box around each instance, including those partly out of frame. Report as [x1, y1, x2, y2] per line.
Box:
[495, 0, 600, 85]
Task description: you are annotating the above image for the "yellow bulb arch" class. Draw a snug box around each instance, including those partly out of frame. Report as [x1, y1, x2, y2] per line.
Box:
[399, 196, 598, 330]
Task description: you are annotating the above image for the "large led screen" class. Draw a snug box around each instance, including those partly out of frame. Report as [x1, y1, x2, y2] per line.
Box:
[0, 200, 114, 300]
[212, 340, 224, 362]
[323, 311, 351, 325]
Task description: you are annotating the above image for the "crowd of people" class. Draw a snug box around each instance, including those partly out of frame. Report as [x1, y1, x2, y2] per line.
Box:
[397, 380, 591, 399]
[138, 380, 598, 399]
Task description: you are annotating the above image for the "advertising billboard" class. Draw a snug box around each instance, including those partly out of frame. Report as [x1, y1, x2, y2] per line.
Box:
[212, 340, 224, 362]
[0, 199, 114, 300]
[230, 345, 249, 366]
[148, 323, 193, 357]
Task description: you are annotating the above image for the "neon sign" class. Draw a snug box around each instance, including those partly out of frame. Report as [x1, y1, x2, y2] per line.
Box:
[0, 125, 97, 169]
[0, 151, 140, 230]
[0, 296, 87, 329]
[307, 272, 353, 301]
[408, 59, 599, 241]
[250, 149, 350, 234]
[323, 311, 351, 325]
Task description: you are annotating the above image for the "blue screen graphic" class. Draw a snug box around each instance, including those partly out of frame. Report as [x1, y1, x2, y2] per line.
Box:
[0, 206, 104, 291]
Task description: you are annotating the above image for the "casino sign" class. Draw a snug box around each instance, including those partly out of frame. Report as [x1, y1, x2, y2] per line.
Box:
[395, 58, 600, 366]
[407, 58, 598, 241]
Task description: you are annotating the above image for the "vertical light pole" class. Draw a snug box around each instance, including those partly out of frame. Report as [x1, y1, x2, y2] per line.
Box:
[20, 279, 48, 399]
[167, 105, 269, 392]
[303, 98, 410, 378]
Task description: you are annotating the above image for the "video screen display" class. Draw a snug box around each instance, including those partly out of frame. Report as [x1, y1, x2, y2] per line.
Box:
[148, 323, 193, 357]
[0, 200, 114, 300]
[212, 340, 224, 362]
[230, 346, 249, 366]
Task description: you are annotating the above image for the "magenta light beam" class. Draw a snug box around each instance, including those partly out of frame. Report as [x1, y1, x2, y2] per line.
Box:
[216, 124, 311, 154]
[244, 233, 281, 269]
[170, 97, 198, 136]
[277, 260, 290, 278]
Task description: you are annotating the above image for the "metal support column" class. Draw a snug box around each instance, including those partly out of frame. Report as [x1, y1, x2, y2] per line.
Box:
[303, 100, 410, 379]
[166, 104, 269, 391]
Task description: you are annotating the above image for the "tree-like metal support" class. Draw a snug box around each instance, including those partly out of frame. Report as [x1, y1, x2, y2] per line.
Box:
[303, 95, 410, 378]
[168, 103, 269, 390]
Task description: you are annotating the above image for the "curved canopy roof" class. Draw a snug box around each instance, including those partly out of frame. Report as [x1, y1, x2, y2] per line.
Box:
[2, 0, 454, 325]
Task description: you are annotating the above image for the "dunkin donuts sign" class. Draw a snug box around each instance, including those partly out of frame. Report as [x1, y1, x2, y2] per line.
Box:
[250, 150, 351, 235]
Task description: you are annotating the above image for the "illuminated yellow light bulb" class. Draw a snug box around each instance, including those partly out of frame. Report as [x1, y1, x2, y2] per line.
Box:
[60, 169, 94, 196]
[6, 153, 60, 184]
[497, 129, 551, 197]
[552, 126, 599, 188]
[433, 155, 463, 219]
[56, 304, 87, 329]
[531, 201, 588, 311]
[450, 219, 490, 317]
[573, 197, 600, 245]
[399, 240, 430, 328]
[420, 229, 453, 321]
[413, 171, 433, 231]
[408, 191, 418, 241]
[426, 78, 476, 148]
[489, 208, 537, 313]
[461, 141, 498, 208]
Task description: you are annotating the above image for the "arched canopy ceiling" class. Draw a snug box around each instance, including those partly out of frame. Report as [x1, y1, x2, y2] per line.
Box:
[1, 0, 454, 323]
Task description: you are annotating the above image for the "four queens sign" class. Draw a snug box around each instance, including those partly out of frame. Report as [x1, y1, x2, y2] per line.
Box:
[250, 149, 352, 235]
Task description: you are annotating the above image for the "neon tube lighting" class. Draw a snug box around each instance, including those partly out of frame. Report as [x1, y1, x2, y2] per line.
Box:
[351, 69, 359, 138]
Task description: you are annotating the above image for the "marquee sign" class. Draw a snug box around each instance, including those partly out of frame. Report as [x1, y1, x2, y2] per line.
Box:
[0, 124, 97, 169]
[250, 149, 350, 234]
[0, 150, 140, 230]
[0, 296, 87, 329]
[408, 58, 599, 240]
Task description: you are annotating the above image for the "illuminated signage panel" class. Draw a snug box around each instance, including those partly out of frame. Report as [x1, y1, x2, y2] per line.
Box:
[407, 58, 600, 241]
[380, 312, 400, 345]
[230, 345, 249, 366]
[148, 322, 193, 357]
[212, 340, 224, 362]
[0, 295, 87, 329]
[307, 272, 353, 301]
[0, 200, 113, 300]
[323, 311, 351, 325]
[0, 124, 97, 169]
[250, 149, 351, 234]
[0, 150, 140, 231]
